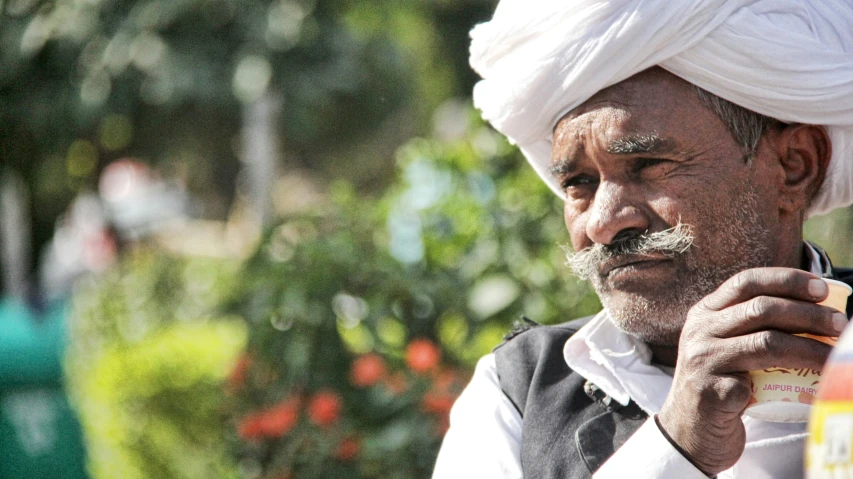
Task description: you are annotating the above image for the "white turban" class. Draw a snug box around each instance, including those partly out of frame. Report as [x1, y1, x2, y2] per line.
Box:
[470, 0, 853, 216]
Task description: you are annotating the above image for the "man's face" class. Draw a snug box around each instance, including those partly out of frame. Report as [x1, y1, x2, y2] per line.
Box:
[552, 68, 783, 346]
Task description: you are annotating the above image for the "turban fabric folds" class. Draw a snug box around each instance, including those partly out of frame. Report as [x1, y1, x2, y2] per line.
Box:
[470, 0, 853, 216]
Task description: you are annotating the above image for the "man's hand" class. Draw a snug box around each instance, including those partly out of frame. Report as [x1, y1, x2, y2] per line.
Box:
[657, 267, 847, 475]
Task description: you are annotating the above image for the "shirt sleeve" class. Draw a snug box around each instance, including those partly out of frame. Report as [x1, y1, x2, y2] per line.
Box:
[432, 353, 523, 479]
[593, 416, 710, 479]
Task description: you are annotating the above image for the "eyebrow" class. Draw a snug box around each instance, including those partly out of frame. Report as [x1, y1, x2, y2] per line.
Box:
[548, 134, 677, 179]
[548, 160, 576, 178]
[606, 134, 675, 155]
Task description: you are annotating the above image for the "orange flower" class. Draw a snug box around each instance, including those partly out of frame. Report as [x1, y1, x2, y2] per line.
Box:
[237, 413, 266, 441]
[308, 391, 342, 427]
[350, 353, 387, 387]
[406, 339, 441, 374]
[259, 398, 301, 437]
[335, 437, 360, 461]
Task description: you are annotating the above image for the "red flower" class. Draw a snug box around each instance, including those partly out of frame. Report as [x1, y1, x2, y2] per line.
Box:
[383, 372, 409, 395]
[432, 368, 468, 393]
[406, 339, 441, 374]
[237, 413, 266, 441]
[335, 437, 360, 461]
[350, 353, 387, 387]
[228, 354, 252, 389]
[259, 398, 300, 437]
[421, 392, 455, 415]
[308, 391, 342, 427]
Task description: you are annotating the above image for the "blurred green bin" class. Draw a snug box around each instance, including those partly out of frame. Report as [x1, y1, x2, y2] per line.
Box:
[0, 299, 88, 479]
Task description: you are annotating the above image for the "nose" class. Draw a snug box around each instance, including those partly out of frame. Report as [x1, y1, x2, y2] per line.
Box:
[584, 180, 650, 246]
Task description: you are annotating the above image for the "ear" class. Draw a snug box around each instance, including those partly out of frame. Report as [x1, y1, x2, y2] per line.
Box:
[773, 124, 831, 214]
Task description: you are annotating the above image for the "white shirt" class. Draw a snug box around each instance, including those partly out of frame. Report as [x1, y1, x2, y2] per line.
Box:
[433, 246, 826, 478]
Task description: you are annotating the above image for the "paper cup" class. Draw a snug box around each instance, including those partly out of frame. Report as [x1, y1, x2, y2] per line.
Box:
[745, 278, 852, 422]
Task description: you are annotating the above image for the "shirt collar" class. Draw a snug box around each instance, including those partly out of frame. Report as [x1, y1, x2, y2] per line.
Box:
[563, 242, 827, 416]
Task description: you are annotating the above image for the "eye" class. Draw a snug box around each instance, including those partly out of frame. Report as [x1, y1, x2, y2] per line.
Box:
[632, 157, 674, 177]
[560, 174, 598, 191]
[636, 158, 666, 169]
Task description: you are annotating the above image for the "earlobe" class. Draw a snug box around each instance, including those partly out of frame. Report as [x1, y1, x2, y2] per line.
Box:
[774, 124, 831, 213]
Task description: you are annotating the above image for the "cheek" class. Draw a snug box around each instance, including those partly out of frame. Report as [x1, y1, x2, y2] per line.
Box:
[646, 196, 687, 225]
[646, 184, 739, 248]
[644, 176, 717, 228]
[563, 203, 590, 250]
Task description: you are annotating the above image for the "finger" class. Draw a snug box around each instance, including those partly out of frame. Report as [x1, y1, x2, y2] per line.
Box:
[701, 268, 828, 312]
[709, 296, 847, 339]
[712, 331, 833, 373]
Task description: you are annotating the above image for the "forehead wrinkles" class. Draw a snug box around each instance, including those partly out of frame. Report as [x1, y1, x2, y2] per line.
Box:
[553, 105, 632, 159]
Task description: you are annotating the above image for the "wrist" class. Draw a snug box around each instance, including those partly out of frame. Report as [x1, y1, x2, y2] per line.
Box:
[653, 414, 717, 478]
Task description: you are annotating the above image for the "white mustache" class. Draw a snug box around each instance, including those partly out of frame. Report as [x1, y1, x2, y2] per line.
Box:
[563, 223, 695, 280]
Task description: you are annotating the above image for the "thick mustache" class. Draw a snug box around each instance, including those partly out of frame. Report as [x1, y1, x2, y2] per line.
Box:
[563, 223, 695, 280]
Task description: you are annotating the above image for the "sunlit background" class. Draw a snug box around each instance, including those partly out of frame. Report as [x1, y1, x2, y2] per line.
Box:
[1, 1, 851, 478]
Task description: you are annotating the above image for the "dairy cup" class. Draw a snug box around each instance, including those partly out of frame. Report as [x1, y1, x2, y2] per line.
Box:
[744, 278, 852, 423]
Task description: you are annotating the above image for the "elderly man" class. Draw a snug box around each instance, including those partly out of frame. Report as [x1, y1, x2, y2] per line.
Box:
[433, 1, 853, 478]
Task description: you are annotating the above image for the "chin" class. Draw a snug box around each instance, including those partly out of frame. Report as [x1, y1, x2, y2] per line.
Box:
[600, 290, 691, 347]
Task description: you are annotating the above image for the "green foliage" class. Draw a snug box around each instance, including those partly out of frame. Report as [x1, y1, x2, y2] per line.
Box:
[62, 106, 600, 479]
[65, 248, 247, 479]
[385, 110, 602, 326]
[805, 209, 853, 266]
[0, 0, 414, 143]
[1, 0, 496, 269]
[227, 110, 600, 478]
[0, 3, 426, 281]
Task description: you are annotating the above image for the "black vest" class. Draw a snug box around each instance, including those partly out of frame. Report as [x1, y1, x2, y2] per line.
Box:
[495, 266, 853, 479]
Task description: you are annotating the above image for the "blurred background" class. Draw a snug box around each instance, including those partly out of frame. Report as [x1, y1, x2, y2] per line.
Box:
[1, 1, 851, 478]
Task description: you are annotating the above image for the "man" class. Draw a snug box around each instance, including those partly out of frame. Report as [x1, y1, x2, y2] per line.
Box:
[433, 1, 853, 478]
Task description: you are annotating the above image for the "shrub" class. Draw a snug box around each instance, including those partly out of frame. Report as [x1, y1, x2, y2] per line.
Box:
[226, 112, 599, 478]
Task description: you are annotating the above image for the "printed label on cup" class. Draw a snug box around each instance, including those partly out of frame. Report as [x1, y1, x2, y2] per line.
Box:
[745, 278, 852, 423]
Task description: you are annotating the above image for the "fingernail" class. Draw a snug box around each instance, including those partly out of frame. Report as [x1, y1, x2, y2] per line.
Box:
[809, 279, 829, 298]
[833, 312, 848, 334]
